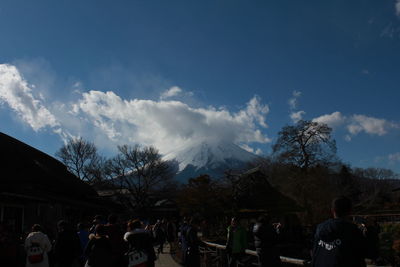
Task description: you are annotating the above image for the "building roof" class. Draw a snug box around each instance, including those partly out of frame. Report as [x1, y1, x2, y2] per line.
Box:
[0, 132, 98, 203]
[236, 167, 303, 214]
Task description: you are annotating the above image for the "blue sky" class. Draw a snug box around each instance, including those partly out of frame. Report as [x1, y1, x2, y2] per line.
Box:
[0, 0, 399, 173]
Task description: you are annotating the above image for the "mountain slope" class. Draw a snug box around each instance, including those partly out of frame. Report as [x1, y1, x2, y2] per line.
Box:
[163, 140, 259, 181]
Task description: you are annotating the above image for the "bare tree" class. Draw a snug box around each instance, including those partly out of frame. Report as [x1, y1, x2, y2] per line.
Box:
[273, 120, 337, 171]
[354, 167, 399, 180]
[105, 144, 175, 211]
[56, 137, 104, 183]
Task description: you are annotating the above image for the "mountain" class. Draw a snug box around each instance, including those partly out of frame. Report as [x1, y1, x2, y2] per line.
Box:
[163, 140, 259, 181]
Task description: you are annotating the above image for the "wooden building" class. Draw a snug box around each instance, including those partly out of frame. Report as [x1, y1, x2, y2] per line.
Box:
[0, 132, 112, 235]
[233, 167, 303, 216]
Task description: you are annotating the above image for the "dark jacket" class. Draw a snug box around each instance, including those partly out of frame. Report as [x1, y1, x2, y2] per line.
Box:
[312, 218, 368, 267]
[253, 222, 281, 266]
[103, 224, 125, 261]
[84, 235, 113, 267]
[180, 223, 189, 250]
[184, 225, 200, 267]
[53, 230, 82, 265]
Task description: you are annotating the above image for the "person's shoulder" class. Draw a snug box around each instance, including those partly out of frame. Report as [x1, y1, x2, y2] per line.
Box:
[252, 222, 262, 233]
[123, 231, 132, 241]
[39, 232, 50, 239]
[26, 231, 37, 239]
[28, 231, 44, 237]
[330, 218, 359, 231]
[315, 218, 334, 233]
[125, 229, 147, 239]
[317, 218, 340, 228]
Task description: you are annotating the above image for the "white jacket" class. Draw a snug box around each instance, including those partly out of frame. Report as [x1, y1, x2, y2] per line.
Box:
[25, 231, 52, 267]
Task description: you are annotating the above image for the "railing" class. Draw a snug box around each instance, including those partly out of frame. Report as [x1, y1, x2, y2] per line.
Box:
[200, 241, 388, 267]
[200, 241, 309, 266]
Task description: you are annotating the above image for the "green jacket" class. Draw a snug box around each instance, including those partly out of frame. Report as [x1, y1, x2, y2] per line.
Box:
[226, 225, 247, 254]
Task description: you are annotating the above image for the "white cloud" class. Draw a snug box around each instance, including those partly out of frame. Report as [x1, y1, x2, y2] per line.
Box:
[396, 0, 400, 17]
[312, 112, 399, 141]
[71, 91, 271, 154]
[381, 23, 400, 39]
[288, 90, 301, 110]
[240, 144, 263, 155]
[0, 64, 60, 131]
[242, 95, 269, 128]
[361, 69, 370, 75]
[313, 111, 345, 128]
[160, 86, 182, 99]
[288, 90, 306, 123]
[347, 114, 397, 136]
[290, 111, 305, 123]
[389, 152, 400, 163]
[1, 64, 271, 155]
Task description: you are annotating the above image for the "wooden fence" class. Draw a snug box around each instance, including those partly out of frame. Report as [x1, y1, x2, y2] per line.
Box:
[199, 241, 387, 267]
[200, 241, 309, 266]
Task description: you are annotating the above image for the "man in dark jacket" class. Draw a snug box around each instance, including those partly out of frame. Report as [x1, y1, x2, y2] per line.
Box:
[53, 220, 82, 267]
[183, 218, 201, 267]
[180, 217, 190, 265]
[253, 215, 281, 267]
[312, 197, 370, 267]
[104, 214, 125, 266]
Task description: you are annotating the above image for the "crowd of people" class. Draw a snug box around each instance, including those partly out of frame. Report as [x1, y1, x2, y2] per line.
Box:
[224, 197, 381, 267]
[0, 197, 383, 267]
[1, 215, 181, 267]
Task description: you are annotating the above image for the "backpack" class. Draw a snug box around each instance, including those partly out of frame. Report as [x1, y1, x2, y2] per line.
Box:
[126, 249, 148, 267]
[27, 242, 44, 264]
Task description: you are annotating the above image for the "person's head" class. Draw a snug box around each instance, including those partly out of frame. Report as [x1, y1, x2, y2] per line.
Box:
[257, 214, 270, 224]
[93, 215, 103, 225]
[57, 220, 70, 232]
[77, 223, 88, 231]
[32, 224, 42, 232]
[95, 224, 106, 236]
[189, 217, 201, 227]
[127, 219, 142, 231]
[332, 197, 352, 218]
[231, 217, 239, 227]
[108, 214, 118, 224]
[183, 217, 190, 225]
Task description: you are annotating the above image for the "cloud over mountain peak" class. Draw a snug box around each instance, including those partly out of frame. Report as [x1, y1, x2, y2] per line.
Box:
[0, 64, 270, 155]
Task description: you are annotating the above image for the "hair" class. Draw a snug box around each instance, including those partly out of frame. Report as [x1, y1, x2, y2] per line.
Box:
[57, 220, 68, 229]
[77, 223, 87, 231]
[332, 197, 352, 218]
[95, 224, 106, 236]
[108, 214, 118, 224]
[257, 214, 270, 224]
[127, 219, 142, 230]
[94, 215, 103, 221]
[231, 216, 240, 223]
[31, 224, 42, 232]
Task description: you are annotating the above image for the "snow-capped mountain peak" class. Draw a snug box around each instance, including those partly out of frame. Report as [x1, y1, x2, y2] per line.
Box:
[163, 139, 258, 174]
